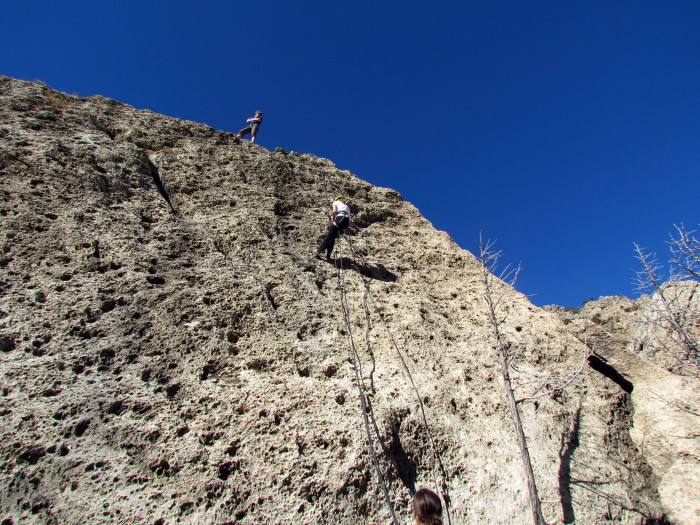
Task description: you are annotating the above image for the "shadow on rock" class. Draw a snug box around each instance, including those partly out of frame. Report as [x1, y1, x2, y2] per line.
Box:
[328, 257, 397, 282]
[558, 408, 580, 524]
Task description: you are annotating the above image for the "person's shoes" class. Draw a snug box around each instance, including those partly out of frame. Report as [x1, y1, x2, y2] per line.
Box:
[312, 248, 321, 259]
[325, 253, 331, 260]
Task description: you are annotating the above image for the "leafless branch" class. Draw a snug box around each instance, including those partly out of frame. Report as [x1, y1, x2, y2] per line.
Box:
[633, 243, 664, 294]
[633, 243, 698, 371]
[478, 233, 546, 525]
[646, 391, 700, 417]
[669, 224, 700, 281]
[516, 353, 588, 403]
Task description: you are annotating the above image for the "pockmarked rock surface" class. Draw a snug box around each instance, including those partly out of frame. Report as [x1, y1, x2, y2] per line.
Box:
[547, 292, 700, 525]
[0, 77, 679, 524]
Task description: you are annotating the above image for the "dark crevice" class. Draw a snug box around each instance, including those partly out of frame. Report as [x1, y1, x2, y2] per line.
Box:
[388, 421, 416, 492]
[88, 116, 117, 140]
[264, 287, 278, 310]
[588, 355, 634, 393]
[148, 159, 175, 213]
[558, 408, 580, 524]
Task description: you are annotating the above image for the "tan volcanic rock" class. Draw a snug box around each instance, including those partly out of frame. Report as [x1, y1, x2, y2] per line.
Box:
[0, 77, 673, 524]
[547, 290, 700, 525]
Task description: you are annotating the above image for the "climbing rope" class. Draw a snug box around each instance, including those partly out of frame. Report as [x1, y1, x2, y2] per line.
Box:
[312, 169, 447, 522]
[335, 235, 400, 525]
[317, 165, 334, 217]
[342, 234, 453, 525]
[312, 170, 393, 520]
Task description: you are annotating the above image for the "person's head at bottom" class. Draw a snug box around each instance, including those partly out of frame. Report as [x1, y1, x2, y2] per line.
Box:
[412, 488, 443, 525]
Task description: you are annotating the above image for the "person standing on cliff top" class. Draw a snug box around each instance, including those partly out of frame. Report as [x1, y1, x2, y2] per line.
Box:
[313, 195, 351, 260]
[235, 110, 262, 143]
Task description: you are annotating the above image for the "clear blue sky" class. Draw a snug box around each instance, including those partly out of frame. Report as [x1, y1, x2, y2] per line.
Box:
[3, 1, 699, 307]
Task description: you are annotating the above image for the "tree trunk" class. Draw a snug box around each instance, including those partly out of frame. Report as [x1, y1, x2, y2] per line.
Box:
[482, 270, 546, 525]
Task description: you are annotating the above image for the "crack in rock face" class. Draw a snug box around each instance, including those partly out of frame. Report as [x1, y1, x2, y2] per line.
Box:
[547, 295, 700, 525]
[0, 76, 687, 524]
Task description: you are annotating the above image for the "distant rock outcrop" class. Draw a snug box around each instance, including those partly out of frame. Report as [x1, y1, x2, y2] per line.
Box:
[0, 76, 686, 524]
[546, 289, 700, 525]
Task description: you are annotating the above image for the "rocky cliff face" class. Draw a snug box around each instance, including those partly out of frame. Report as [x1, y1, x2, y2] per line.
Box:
[0, 77, 677, 524]
[546, 289, 700, 525]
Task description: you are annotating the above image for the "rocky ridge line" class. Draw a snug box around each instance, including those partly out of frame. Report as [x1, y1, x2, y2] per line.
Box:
[0, 76, 684, 524]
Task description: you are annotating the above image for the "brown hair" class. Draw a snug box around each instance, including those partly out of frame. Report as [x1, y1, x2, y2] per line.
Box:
[412, 488, 443, 525]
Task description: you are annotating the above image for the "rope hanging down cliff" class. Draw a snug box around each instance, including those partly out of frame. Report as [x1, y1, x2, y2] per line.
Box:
[343, 234, 453, 525]
[313, 169, 451, 522]
[335, 236, 400, 525]
[313, 171, 399, 521]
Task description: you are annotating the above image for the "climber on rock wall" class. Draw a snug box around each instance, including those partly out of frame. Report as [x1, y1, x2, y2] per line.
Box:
[235, 110, 262, 143]
[313, 195, 351, 260]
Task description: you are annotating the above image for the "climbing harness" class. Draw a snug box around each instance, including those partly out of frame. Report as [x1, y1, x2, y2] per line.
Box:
[314, 170, 452, 524]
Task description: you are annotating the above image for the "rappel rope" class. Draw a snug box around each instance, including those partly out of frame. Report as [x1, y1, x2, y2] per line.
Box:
[315, 170, 449, 523]
[335, 236, 400, 525]
[343, 234, 453, 525]
[319, 168, 333, 217]
[316, 171, 394, 521]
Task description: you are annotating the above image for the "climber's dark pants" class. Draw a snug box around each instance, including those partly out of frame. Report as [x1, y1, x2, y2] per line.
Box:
[238, 123, 260, 140]
[318, 216, 350, 256]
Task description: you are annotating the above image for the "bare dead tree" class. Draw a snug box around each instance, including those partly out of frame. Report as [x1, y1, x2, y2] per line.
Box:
[478, 235, 588, 525]
[669, 224, 700, 281]
[514, 354, 588, 406]
[478, 235, 546, 525]
[633, 242, 699, 375]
